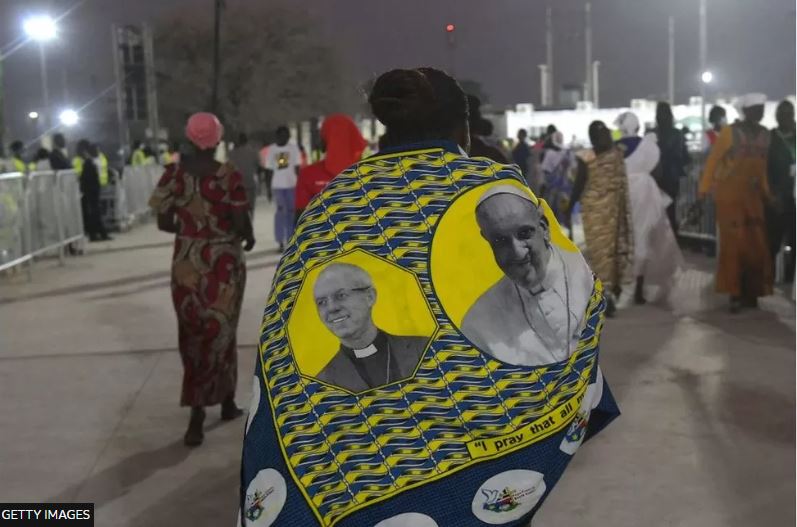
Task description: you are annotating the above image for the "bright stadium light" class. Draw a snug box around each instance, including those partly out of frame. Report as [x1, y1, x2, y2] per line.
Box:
[701, 71, 714, 84]
[59, 109, 79, 127]
[28, 111, 39, 120]
[23, 15, 57, 42]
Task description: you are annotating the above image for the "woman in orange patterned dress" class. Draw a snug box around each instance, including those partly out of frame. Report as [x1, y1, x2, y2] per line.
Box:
[149, 113, 255, 446]
[699, 94, 773, 313]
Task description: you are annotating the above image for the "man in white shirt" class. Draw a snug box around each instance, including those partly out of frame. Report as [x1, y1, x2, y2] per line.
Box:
[461, 185, 594, 366]
[264, 126, 301, 251]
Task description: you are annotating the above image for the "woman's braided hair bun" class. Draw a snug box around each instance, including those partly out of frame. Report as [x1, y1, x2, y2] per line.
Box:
[368, 68, 467, 138]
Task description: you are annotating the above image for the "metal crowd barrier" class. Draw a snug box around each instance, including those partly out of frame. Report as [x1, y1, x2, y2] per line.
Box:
[0, 169, 84, 275]
[677, 151, 716, 243]
[113, 164, 163, 231]
[0, 172, 28, 272]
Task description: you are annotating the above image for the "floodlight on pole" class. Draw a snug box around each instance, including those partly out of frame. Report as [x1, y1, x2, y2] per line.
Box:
[23, 15, 57, 42]
[59, 109, 79, 127]
[701, 71, 713, 84]
[28, 111, 39, 120]
[24, 15, 57, 130]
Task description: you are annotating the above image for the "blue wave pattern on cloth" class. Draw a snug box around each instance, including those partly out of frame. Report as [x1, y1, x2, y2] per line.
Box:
[241, 146, 618, 527]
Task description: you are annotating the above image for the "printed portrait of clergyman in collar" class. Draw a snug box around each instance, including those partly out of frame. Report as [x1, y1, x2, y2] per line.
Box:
[461, 185, 595, 367]
[313, 262, 429, 392]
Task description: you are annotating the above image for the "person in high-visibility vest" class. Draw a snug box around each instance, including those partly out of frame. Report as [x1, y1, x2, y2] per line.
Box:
[9, 141, 26, 173]
[89, 144, 110, 187]
[72, 154, 84, 175]
[76, 139, 111, 242]
[130, 140, 147, 166]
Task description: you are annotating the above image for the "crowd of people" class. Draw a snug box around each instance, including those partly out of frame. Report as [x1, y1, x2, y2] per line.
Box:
[1, 133, 115, 243]
[1, 66, 792, 525]
[7, 85, 782, 449]
[472, 97, 795, 316]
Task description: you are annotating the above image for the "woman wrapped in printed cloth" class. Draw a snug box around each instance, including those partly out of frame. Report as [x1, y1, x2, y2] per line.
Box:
[569, 120, 634, 317]
[240, 68, 619, 527]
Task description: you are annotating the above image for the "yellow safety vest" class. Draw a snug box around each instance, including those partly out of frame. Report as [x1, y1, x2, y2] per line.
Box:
[131, 149, 147, 166]
[12, 158, 26, 173]
[98, 152, 109, 186]
[72, 157, 84, 174]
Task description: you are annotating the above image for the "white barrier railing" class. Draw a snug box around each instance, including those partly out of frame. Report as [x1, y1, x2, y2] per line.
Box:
[0, 164, 164, 276]
[0, 172, 29, 272]
[116, 164, 162, 229]
[0, 169, 85, 274]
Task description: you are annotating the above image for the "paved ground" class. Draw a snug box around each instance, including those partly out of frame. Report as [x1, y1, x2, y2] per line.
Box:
[1, 198, 794, 527]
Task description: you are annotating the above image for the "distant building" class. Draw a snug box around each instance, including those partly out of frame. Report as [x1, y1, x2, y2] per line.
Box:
[558, 84, 582, 108]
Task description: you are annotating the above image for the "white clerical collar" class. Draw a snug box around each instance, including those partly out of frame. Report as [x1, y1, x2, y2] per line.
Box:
[353, 344, 378, 359]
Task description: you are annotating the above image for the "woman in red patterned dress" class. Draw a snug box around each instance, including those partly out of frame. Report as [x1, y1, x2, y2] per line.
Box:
[149, 113, 255, 446]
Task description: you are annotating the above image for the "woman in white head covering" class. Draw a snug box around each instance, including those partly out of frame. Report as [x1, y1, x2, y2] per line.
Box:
[615, 111, 683, 306]
[699, 93, 773, 313]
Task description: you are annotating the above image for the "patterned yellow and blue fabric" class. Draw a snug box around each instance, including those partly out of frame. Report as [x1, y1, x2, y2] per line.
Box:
[240, 141, 619, 527]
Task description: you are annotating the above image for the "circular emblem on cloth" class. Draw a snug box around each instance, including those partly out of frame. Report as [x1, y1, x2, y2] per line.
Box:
[471, 469, 546, 524]
[246, 376, 260, 435]
[243, 469, 287, 526]
[373, 512, 439, 527]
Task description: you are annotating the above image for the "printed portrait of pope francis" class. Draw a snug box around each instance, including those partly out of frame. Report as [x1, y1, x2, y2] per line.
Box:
[461, 185, 595, 366]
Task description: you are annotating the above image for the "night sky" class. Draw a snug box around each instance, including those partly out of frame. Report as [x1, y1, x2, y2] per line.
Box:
[1, 0, 795, 141]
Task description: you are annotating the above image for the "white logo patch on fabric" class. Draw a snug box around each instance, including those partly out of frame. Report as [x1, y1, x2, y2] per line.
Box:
[246, 375, 260, 435]
[560, 367, 604, 455]
[373, 512, 439, 527]
[472, 469, 546, 524]
[243, 468, 287, 526]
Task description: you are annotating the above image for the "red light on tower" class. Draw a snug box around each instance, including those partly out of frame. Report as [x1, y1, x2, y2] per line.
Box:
[446, 23, 455, 33]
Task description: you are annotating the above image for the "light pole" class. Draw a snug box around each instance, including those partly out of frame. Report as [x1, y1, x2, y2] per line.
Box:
[700, 71, 713, 152]
[668, 16, 675, 104]
[584, 2, 592, 102]
[699, 0, 708, 152]
[23, 15, 57, 130]
[211, 0, 223, 114]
